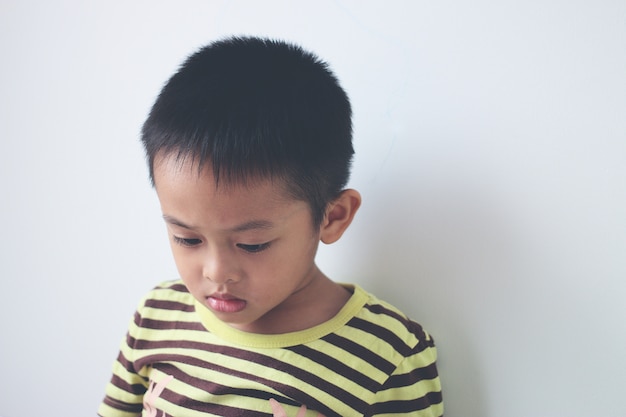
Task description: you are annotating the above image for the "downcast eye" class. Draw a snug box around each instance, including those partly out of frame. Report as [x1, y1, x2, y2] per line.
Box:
[173, 236, 202, 247]
[236, 242, 271, 253]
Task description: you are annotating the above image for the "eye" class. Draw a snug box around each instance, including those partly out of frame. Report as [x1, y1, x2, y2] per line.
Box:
[236, 242, 271, 253]
[173, 236, 202, 247]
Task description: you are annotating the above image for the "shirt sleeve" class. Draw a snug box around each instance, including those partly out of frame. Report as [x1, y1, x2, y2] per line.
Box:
[365, 332, 444, 417]
[97, 304, 150, 417]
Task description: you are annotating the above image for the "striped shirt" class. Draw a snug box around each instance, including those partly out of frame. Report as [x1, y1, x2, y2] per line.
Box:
[98, 280, 443, 417]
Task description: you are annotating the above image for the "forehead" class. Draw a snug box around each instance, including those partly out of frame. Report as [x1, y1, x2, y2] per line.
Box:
[152, 153, 305, 223]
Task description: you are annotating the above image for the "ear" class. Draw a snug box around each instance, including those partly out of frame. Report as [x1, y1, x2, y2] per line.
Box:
[320, 189, 361, 244]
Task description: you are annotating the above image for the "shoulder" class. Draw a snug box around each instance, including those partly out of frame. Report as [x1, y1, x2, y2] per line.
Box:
[350, 286, 436, 357]
[135, 279, 195, 315]
[143, 279, 191, 300]
[128, 280, 204, 340]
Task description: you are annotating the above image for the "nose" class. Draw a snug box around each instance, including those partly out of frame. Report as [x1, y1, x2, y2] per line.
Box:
[202, 248, 239, 284]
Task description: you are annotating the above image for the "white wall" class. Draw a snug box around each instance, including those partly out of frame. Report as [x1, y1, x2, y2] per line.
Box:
[1, 1, 624, 416]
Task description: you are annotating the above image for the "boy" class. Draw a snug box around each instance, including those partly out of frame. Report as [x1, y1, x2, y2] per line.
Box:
[99, 36, 443, 417]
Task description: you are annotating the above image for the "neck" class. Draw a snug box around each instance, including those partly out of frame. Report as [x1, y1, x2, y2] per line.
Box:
[238, 270, 351, 334]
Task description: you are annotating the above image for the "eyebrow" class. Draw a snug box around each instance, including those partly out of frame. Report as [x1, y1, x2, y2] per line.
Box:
[163, 215, 195, 230]
[230, 220, 275, 232]
[162, 215, 274, 232]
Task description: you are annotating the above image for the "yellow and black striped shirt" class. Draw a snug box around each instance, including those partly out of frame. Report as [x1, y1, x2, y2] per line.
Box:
[99, 280, 443, 417]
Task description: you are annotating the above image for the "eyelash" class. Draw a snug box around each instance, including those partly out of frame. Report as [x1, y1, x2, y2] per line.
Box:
[173, 236, 202, 247]
[172, 236, 271, 254]
[236, 242, 271, 253]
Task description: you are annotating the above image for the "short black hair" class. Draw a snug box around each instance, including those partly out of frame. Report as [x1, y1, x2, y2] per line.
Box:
[141, 36, 353, 228]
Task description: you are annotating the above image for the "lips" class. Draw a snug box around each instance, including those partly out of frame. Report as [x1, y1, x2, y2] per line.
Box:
[207, 293, 247, 313]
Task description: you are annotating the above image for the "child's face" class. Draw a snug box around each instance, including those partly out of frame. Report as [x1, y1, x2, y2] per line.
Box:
[153, 155, 325, 334]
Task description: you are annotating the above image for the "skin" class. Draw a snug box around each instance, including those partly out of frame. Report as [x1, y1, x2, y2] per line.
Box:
[153, 153, 361, 334]
[270, 398, 325, 417]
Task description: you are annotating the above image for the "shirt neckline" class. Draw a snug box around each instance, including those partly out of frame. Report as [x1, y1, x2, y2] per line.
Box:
[193, 284, 369, 348]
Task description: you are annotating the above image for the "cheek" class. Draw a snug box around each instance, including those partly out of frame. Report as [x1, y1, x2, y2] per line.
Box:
[270, 237, 319, 272]
[298, 234, 321, 259]
[170, 247, 203, 278]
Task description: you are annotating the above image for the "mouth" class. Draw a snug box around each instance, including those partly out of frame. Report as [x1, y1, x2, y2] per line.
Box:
[206, 293, 247, 313]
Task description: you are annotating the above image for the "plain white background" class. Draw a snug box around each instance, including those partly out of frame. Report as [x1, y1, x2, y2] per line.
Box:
[1, 1, 624, 416]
